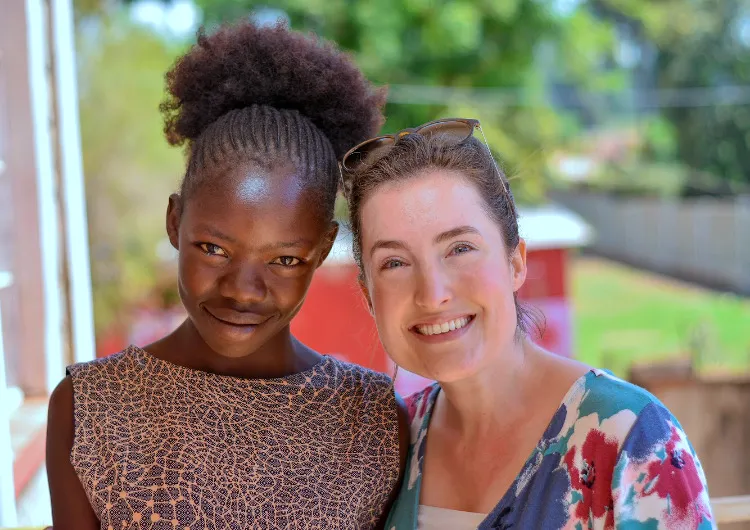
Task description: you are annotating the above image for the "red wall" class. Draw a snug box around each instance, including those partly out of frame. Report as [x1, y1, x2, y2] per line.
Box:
[291, 248, 573, 386]
[100, 248, 575, 388]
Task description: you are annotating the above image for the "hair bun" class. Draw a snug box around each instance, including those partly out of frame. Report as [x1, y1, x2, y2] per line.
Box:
[160, 21, 386, 158]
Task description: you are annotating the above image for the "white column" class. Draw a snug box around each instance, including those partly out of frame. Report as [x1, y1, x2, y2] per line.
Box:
[0, 272, 18, 527]
[0, 0, 95, 397]
[24, 0, 67, 394]
[50, 0, 96, 365]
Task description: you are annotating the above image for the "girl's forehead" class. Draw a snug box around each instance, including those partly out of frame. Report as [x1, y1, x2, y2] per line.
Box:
[182, 168, 329, 241]
[189, 164, 321, 214]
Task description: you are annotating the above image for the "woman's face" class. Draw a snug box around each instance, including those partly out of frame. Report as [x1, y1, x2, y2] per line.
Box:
[167, 162, 337, 359]
[359, 169, 526, 383]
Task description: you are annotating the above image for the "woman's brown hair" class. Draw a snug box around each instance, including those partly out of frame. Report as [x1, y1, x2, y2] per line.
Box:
[344, 132, 543, 335]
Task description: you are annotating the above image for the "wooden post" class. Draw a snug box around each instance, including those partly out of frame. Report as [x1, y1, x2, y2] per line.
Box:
[712, 495, 750, 525]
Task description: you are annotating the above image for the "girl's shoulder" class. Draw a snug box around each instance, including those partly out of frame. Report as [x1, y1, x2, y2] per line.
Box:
[66, 345, 141, 380]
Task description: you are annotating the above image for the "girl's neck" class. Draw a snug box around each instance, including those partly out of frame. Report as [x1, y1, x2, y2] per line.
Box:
[145, 319, 322, 379]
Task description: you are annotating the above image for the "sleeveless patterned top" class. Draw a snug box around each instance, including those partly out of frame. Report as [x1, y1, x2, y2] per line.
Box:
[67, 345, 401, 530]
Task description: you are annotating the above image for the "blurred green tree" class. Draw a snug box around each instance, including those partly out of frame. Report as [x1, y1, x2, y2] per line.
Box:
[78, 0, 750, 191]
[77, 17, 186, 336]
[189, 0, 624, 203]
[592, 0, 750, 189]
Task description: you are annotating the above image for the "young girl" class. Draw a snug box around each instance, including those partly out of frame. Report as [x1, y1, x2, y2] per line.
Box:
[341, 119, 714, 529]
[47, 21, 406, 530]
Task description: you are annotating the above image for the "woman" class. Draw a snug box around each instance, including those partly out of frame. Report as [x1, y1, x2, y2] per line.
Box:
[341, 118, 714, 529]
[46, 21, 407, 530]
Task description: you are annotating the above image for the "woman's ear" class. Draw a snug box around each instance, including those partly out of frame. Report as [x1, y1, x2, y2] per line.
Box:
[511, 238, 528, 292]
[358, 279, 374, 316]
[316, 221, 340, 267]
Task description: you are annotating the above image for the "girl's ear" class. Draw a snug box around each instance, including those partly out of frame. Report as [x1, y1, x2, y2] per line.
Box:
[166, 193, 183, 250]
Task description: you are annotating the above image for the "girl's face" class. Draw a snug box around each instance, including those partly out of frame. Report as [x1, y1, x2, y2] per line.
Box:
[359, 170, 526, 383]
[167, 162, 337, 359]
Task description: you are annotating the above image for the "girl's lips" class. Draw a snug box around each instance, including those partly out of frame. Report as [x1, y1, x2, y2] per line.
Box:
[202, 307, 271, 333]
[204, 307, 271, 326]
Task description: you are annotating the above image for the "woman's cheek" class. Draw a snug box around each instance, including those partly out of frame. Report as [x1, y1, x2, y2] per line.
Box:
[371, 284, 412, 359]
[463, 259, 512, 296]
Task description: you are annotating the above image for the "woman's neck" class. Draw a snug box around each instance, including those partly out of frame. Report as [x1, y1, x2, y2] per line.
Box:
[433, 337, 540, 441]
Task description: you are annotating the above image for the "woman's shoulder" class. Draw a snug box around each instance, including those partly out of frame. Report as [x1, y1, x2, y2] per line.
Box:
[582, 371, 715, 526]
[577, 368, 669, 418]
[563, 368, 688, 453]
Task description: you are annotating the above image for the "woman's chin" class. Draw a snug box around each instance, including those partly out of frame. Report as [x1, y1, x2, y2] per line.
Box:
[411, 353, 485, 385]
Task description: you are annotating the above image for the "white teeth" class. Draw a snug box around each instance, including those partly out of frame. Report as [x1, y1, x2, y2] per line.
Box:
[416, 317, 471, 336]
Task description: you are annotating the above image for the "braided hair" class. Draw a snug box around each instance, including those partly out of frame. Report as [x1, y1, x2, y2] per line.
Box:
[160, 21, 386, 219]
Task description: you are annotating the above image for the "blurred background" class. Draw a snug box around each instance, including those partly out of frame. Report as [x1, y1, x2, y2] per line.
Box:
[1, 0, 749, 527]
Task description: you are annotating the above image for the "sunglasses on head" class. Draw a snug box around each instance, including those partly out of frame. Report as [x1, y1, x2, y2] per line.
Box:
[341, 118, 480, 173]
[340, 117, 512, 205]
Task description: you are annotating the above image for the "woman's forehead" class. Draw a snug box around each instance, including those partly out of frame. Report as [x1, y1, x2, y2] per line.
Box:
[361, 172, 487, 234]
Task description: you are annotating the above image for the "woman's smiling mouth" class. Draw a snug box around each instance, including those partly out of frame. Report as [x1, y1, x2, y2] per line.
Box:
[410, 314, 476, 342]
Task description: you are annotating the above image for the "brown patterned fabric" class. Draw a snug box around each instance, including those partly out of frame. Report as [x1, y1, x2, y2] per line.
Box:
[66, 345, 400, 530]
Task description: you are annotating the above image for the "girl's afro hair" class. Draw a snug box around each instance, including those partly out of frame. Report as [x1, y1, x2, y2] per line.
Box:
[160, 21, 387, 159]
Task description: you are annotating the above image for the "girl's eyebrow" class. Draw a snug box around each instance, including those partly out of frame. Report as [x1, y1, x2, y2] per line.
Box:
[257, 239, 314, 252]
[194, 226, 312, 251]
[194, 225, 237, 244]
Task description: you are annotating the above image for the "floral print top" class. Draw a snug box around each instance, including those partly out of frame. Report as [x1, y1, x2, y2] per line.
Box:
[386, 369, 715, 530]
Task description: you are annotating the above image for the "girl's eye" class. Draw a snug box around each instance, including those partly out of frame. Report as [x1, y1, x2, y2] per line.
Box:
[199, 243, 227, 257]
[450, 243, 474, 256]
[272, 256, 302, 267]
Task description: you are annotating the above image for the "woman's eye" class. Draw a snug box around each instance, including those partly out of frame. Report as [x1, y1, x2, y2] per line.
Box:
[450, 244, 474, 256]
[272, 256, 302, 267]
[199, 243, 227, 257]
[382, 259, 406, 270]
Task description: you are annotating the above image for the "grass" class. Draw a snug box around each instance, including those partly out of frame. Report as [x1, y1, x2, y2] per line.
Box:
[571, 256, 750, 377]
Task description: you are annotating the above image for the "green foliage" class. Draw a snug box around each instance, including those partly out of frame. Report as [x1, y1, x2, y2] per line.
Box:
[573, 257, 750, 376]
[594, 0, 750, 186]
[657, 1, 750, 186]
[642, 116, 678, 162]
[77, 16, 187, 333]
[590, 161, 689, 198]
[192, 0, 603, 205]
